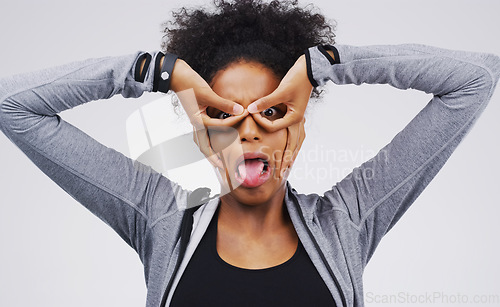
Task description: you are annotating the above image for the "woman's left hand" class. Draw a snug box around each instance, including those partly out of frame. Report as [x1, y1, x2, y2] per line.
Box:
[247, 54, 313, 132]
[170, 59, 247, 169]
[275, 118, 306, 182]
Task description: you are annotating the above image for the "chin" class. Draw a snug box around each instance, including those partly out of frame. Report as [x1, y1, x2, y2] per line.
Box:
[220, 178, 287, 207]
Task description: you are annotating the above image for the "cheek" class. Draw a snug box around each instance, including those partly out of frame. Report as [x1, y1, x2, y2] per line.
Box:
[208, 129, 240, 153]
[267, 130, 288, 156]
[208, 133, 225, 153]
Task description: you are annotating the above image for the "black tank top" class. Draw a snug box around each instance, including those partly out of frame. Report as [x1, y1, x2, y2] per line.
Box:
[170, 208, 337, 306]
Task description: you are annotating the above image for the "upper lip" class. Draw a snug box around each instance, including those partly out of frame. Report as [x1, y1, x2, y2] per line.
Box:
[234, 152, 270, 168]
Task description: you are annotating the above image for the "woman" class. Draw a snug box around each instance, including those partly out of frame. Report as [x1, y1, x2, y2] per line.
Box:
[1, 1, 499, 306]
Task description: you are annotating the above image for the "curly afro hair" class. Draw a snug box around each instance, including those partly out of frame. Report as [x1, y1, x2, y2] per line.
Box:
[162, 0, 335, 86]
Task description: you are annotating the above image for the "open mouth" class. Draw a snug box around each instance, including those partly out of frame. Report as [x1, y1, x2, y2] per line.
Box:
[234, 157, 271, 188]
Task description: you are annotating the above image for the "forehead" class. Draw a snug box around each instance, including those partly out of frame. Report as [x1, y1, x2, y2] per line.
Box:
[210, 61, 280, 108]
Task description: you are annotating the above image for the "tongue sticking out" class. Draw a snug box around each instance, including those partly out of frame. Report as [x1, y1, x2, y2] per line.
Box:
[236, 159, 269, 188]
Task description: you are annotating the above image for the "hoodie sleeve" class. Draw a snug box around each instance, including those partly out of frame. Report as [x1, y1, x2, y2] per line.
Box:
[309, 44, 500, 266]
[0, 52, 188, 260]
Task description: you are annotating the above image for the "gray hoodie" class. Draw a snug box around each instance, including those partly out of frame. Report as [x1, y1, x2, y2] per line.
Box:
[0, 44, 499, 306]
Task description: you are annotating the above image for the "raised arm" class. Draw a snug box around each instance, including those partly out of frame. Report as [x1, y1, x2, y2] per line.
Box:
[308, 44, 500, 265]
[0, 52, 191, 258]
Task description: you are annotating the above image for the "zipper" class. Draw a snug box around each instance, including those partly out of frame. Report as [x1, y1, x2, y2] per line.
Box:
[160, 189, 215, 306]
[292, 195, 348, 307]
[159, 204, 202, 307]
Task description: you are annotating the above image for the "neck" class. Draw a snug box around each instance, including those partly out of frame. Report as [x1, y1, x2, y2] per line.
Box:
[218, 185, 290, 237]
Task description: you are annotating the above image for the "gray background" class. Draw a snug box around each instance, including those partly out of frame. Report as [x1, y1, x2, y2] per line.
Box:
[1, 0, 499, 306]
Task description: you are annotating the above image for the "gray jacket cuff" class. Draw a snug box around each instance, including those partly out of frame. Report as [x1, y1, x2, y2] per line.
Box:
[305, 45, 341, 87]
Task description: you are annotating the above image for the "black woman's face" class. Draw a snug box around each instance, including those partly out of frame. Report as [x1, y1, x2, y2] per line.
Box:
[208, 61, 289, 205]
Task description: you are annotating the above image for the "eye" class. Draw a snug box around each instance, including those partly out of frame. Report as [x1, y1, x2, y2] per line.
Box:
[262, 108, 276, 117]
[217, 112, 232, 119]
[260, 106, 285, 120]
[206, 106, 233, 119]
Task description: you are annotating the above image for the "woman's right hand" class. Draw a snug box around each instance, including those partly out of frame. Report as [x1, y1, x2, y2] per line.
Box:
[169, 59, 248, 169]
[246, 54, 313, 132]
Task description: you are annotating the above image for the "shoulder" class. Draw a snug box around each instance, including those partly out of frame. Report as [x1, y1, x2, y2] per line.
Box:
[285, 182, 351, 220]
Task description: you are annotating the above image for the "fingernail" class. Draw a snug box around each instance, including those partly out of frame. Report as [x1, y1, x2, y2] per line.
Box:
[233, 104, 244, 115]
[247, 103, 258, 114]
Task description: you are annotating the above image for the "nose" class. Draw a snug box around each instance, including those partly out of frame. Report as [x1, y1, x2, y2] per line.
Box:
[238, 114, 262, 142]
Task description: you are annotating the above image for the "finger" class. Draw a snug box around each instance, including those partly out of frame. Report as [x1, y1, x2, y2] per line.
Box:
[293, 119, 306, 162]
[281, 118, 306, 180]
[178, 87, 247, 129]
[251, 108, 303, 133]
[247, 89, 289, 114]
[220, 141, 244, 193]
[273, 147, 283, 181]
[298, 119, 306, 150]
[192, 127, 221, 168]
[200, 109, 249, 127]
[280, 122, 299, 180]
[194, 127, 224, 169]
[176, 88, 205, 129]
[192, 126, 199, 146]
[202, 88, 244, 115]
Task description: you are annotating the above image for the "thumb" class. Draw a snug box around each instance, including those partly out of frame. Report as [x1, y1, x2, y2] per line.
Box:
[204, 89, 245, 115]
[247, 88, 289, 114]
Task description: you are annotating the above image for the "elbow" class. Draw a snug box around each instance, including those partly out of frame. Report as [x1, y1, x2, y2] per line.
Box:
[484, 53, 500, 88]
[458, 53, 500, 116]
[0, 85, 11, 132]
[0, 78, 19, 134]
[475, 53, 500, 96]
[462, 53, 500, 104]
[439, 55, 500, 113]
[0, 94, 32, 137]
[0, 96, 16, 136]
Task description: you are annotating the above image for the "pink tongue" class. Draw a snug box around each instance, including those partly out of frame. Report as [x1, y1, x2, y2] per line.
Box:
[238, 159, 265, 185]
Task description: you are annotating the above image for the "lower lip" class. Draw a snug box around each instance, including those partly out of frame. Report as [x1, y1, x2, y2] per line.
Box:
[235, 167, 271, 188]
